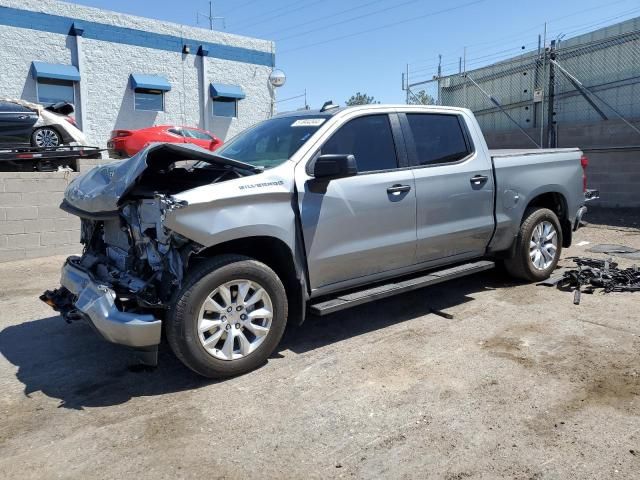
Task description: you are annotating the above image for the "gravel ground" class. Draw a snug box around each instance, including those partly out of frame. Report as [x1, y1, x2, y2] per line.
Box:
[0, 209, 639, 479]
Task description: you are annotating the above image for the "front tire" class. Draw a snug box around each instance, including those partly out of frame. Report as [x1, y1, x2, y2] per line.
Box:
[166, 255, 288, 378]
[503, 207, 562, 282]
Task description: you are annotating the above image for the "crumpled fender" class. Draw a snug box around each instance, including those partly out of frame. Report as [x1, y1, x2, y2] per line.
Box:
[63, 143, 256, 214]
[164, 161, 297, 249]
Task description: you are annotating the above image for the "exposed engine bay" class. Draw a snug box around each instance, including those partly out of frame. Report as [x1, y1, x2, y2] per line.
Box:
[74, 198, 195, 311]
[58, 143, 260, 314]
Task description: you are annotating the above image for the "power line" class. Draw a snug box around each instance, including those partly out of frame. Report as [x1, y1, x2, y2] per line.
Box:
[261, 0, 389, 37]
[406, 0, 633, 68]
[410, 43, 538, 75]
[233, 0, 320, 30]
[406, 4, 640, 80]
[223, 0, 262, 12]
[280, 0, 487, 54]
[546, 5, 640, 39]
[277, 0, 425, 42]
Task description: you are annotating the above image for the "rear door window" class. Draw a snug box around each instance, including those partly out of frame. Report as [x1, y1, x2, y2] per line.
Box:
[406, 114, 472, 166]
[322, 115, 398, 172]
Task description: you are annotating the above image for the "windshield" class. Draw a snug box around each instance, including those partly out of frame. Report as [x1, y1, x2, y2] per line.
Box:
[214, 116, 330, 169]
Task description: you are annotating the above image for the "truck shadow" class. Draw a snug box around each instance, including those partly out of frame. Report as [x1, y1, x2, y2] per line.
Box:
[279, 270, 507, 355]
[0, 270, 509, 409]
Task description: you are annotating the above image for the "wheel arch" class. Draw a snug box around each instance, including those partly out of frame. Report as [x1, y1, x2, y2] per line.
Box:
[523, 191, 572, 247]
[193, 235, 307, 325]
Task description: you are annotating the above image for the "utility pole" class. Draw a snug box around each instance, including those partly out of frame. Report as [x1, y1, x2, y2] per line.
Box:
[197, 1, 225, 30]
[437, 54, 442, 78]
[463, 46, 467, 108]
[405, 64, 410, 104]
[540, 22, 547, 147]
[546, 39, 556, 148]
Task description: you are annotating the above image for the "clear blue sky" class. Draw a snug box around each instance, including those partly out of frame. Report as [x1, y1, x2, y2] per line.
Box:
[67, 0, 640, 110]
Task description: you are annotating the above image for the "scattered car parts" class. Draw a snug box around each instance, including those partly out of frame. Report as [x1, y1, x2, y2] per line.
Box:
[548, 257, 640, 304]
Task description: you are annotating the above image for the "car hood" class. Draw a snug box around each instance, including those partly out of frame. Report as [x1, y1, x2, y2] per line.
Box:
[63, 142, 257, 214]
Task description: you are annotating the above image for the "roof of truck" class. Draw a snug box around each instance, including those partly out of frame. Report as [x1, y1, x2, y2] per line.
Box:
[274, 104, 469, 118]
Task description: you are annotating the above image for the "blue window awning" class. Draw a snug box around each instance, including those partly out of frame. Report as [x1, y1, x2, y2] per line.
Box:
[130, 74, 171, 91]
[32, 62, 80, 82]
[210, 83, 245, 99]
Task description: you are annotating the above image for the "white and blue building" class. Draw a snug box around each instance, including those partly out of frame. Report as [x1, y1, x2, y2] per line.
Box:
[0, 0, 276, 147]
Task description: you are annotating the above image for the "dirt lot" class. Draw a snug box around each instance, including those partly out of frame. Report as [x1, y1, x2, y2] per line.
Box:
[1, 209, 639, 479]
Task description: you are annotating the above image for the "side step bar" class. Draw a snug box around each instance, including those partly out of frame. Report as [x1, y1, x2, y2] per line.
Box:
[309, 260, 495, 316]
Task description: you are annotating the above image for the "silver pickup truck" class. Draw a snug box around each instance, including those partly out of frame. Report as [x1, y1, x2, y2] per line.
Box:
[42, 104, 596, 377]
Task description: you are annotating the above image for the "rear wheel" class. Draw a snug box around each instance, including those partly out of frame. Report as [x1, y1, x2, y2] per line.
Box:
[503, 207, 562, 282]
[31, 127, 61, 148]
[166, 255, 288, 378]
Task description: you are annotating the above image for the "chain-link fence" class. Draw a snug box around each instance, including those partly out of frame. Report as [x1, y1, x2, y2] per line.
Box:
[408, 19, 640, 149]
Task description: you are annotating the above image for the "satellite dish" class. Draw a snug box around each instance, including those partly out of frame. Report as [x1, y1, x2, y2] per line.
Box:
[269, 69, 286, 88]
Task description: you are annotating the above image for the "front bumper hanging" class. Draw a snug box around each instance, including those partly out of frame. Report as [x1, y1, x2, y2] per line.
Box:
[41, 257, 162, 349]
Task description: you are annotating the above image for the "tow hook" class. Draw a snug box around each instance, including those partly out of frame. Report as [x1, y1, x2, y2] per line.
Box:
[40, 287, 84, 323]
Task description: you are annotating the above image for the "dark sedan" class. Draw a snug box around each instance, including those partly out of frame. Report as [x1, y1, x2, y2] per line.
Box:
[0, 99, 86, 148]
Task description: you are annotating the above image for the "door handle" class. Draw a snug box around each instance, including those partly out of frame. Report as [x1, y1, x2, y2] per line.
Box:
[17, 115, 29, 120]
[387, 184, 411, 194]
[470, 175, 489, 186]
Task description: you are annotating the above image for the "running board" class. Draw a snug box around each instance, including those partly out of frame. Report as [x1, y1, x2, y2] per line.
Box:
[309, 260, 495, 316]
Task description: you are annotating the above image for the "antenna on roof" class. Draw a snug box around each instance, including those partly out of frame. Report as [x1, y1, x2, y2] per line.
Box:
[320, 100, 339, 112]
[197, 1, 225, 30]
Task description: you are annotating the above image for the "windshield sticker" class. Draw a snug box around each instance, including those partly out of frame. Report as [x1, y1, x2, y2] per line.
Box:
[291, 118, 326, 127]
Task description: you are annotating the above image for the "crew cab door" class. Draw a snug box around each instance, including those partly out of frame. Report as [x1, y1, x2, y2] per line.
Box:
[400, 111, 495, 264]
[0, 101, 38, 146]
[296, 113, 417, 292]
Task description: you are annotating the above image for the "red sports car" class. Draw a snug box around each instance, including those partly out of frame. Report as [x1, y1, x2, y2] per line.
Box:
[108, 125, 223, 158]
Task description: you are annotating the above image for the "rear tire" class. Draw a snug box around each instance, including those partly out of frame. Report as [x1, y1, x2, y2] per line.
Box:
[503, 208, 562, 282]
[31, 127, 61, 148]
[166, 255, 288, 378]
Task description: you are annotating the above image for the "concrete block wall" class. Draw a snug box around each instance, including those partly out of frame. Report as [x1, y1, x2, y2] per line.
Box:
[0, 171, 81, 263]
[484, 120, 640, 207]
[584, 148, 640, 208]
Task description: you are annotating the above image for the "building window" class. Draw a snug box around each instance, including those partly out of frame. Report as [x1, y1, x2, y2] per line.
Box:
[212, 98, 237, 118]
[134, 89, 164, 111]
[37, 78, 75, 106]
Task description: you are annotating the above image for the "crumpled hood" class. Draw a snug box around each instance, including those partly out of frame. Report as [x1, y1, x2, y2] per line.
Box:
[63, 142, 256, 214]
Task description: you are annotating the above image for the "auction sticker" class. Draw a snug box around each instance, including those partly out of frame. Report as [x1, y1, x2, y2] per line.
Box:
[291, 118, 326, 127]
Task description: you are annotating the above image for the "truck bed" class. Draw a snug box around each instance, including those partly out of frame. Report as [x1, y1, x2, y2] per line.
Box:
[487, 146, 584, 254]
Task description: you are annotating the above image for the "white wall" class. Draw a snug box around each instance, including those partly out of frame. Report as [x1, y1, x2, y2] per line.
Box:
[0, 0, 275, 147]
[0, 24, 75, 102]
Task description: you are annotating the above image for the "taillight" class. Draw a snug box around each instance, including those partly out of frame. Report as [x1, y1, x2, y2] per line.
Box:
[580, 154, 589, 192]
[111, 130, 132, 138]
[64, 116, 77, 127]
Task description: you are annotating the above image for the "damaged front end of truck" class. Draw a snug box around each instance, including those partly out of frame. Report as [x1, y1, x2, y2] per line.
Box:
[40, 143, 265, 365]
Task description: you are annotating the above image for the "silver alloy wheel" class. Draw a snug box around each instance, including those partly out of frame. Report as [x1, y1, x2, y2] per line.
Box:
[197, 279, 273, 361]
[529, 220, 558, 270]
[34, 128, 60, 147]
